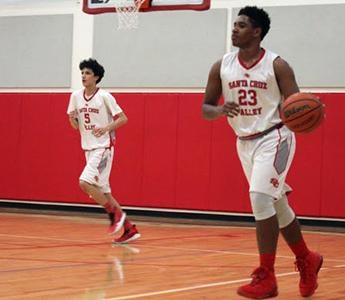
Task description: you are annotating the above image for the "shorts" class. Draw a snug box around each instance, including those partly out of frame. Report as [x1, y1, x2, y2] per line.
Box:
[79, 147, 114, 193]
[236, 125, 296, 199]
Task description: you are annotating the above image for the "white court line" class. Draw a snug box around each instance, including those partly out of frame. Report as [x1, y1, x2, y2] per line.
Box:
[104, 273, 293, 300]
[302, 230, 345, 237]
[2, 211, 345, 233]
[133, 244, 345, 262]
[0, 211, 254, 230]
[105, 266, 345, 300]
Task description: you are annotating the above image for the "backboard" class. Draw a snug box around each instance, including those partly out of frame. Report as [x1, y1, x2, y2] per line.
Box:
[83, 0, 210, 14]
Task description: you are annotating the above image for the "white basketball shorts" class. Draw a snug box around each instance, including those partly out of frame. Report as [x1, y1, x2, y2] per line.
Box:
[236, 126, 296, 199]
[79, 147, 114, 193]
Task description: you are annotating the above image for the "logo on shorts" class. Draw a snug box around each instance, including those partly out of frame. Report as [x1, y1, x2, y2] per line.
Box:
[270, 178, 279, 188]
[94, 176, 99, 182]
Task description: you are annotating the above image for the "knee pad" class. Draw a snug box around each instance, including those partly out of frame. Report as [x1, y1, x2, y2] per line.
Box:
[274, 194, 295, 228]
[250, 192, 276, 221]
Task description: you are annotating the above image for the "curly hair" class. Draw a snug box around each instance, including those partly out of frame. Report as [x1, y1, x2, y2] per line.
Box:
[238, 6, 271, 41]
[79, 58, 105, 84]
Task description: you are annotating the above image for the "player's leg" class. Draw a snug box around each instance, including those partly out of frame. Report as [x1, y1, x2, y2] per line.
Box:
[98, 147, 129, 235]
[104, 193, 122, 212]
[79, 180, 108, 205]
[101, 193, 126, 235]
[236, 138, 278, 299]
[106, 193, 130, 229]
[237, 128, 296, 299]
[79, 148, 124, 234]
[275, 194, 323, 297]
[236, 139, 279, 259]
[251, 192, 279, 256]
[104, 194, 141, 244]
[237, 192, 279, 299]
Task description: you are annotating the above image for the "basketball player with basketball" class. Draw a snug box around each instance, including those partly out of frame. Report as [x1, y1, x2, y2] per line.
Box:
[202, 6, 323, 299]
[67, 58, 140, 244]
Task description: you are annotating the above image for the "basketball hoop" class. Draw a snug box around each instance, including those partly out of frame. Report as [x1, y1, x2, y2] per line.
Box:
[113, 0, 146, 30]
[83, 0, 211, 29]
[83, 0, 211, 27]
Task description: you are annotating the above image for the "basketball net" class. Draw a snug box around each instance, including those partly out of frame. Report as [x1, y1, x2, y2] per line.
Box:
[114, 0, 146, 30]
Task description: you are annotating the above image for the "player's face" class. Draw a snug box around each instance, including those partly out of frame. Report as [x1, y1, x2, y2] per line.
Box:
[231, 15, 259, 48]
[81, 68, 99, 88]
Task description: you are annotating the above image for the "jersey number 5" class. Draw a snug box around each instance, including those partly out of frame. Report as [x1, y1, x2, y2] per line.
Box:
[84, 113, 91, 123]
[238, 89, 257, 106]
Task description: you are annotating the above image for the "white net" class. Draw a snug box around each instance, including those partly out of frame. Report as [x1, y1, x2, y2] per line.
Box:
[114, 0, 146, 30]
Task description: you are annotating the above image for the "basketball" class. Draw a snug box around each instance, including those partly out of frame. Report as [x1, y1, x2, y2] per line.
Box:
[281, 92, 324, 134]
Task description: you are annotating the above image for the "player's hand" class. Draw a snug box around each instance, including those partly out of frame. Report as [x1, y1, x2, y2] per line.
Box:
[322, 103, 326, 118]
[316, 97, 327, 118]
[220, 101, 240, 118]
[92, 127, 107, 138]
[69, 109, 78, 121]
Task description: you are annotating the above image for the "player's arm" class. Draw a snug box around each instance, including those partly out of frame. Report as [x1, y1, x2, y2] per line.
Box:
[106, 112, 128, 132]
[92, 112, 128, 138]
[202, 60, 239, 120]
[274, 57, 300, 99]
[68, 110, 79, 130]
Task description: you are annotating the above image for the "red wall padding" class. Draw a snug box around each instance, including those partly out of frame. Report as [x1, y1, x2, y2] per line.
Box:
[0, 92, 344, 218]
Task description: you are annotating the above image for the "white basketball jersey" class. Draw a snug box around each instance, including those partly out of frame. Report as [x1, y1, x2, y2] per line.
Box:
[220, 49, 283, 137]
[67, 88, 123, 150]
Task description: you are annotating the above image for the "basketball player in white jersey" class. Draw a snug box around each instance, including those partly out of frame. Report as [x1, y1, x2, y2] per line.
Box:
[67, 58, 140, 244]
[202, 6, 322, 299]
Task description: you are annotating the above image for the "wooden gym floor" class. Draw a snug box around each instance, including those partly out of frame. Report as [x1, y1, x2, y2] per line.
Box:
[0, 209, 344, 300]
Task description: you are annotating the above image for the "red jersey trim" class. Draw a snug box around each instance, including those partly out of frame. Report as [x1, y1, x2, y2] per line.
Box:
[238, 48, 266, 70]
[83, 88, 99, 102]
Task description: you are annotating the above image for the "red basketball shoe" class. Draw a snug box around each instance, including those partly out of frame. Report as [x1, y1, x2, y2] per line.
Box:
[108, 210, 126, 235]
[112, 225, 141, 244]
[237, 267, 278, 299]
[295, 251, 323, 297]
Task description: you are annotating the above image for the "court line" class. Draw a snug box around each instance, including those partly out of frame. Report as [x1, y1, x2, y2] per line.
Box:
[0, 263, 97, 273]
[0, 225, 344, 245]
[2, 243, 344, 274]
[0, 240, 344, 274]
[2, 212, 345, 234]
[0, 233, 238, 250]
[134, 233, 239, 242]
[105, 275, 288, 300]
[0, 242, 110, 250]
[121, 262, 340, 270]
[107, 267, 339, 300]
[0, 251, 212, 273]
[0, 233, 104, 243]
[0, 233, 239, 244]
[302, 230, 345, 237]
[133, 244, 345, 262]
[105, 265, 345, 300]
[1, 233, 344, 263]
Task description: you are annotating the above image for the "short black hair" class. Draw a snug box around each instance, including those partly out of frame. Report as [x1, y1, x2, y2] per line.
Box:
[79, 58, 105, 84]
[238, 6, 271, 40]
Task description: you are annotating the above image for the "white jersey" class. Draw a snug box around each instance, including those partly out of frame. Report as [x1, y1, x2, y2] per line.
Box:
[67, 88, 123, 150]
[220, 49, 283, 138]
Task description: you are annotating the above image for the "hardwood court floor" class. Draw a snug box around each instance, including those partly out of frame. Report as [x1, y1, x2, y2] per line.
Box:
[0, 210, 344, 300]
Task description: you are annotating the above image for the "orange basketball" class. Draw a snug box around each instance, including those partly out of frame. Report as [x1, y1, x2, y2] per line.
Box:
[281, 92, 324, 134]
